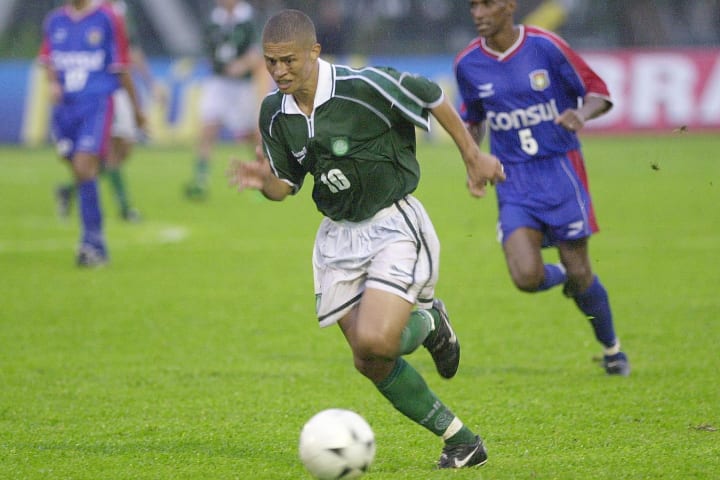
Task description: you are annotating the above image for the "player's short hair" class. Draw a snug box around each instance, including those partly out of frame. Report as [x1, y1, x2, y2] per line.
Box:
[262, 9, 317, 48]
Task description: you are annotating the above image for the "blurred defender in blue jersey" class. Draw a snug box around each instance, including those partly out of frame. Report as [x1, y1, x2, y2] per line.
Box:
[454, 0, 630, 375]
[40, 0, 145, 266]
[54, 0, 152, 223]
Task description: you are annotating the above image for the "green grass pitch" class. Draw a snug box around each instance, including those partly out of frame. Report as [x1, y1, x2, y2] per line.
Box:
[1, 134, 718, 479]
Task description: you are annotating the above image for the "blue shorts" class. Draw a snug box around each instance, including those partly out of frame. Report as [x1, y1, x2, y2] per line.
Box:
[495, 150, 598, 247]
[51, 95, 113, 160]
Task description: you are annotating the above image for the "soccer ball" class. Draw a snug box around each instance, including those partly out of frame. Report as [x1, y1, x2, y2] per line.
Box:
[298, 408, 376, 480]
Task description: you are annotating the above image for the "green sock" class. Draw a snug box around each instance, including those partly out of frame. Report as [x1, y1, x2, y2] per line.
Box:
[195, 157, 209, 185]
[104, 168, 130, 213]
[60, 181, 76, 195]
[398, 309, 434, 355]
[376, 358, 475, 444]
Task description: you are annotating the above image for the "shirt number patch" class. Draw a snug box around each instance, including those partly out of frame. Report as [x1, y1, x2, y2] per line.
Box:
[65, 68, 89, 93]
[518, 128, 539, 155]
[320, 169, 351, 193]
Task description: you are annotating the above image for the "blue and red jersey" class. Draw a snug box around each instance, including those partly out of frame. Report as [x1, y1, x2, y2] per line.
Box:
[454, 25, 611, 164]
[39, 3, 130, 102]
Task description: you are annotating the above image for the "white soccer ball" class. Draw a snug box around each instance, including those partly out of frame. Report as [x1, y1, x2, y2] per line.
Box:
[299, 408, 376, 480]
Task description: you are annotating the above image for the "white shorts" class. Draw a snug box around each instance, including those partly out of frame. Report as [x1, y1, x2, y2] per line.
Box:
[199, 75, 259, 137]
[313, 195, 440, 327]
[111, 88, 137, 141]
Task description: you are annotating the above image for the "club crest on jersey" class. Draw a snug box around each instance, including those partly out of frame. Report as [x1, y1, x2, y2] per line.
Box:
[86, 28, 104, 46]
[331, 137, 349, 156]
[529, 70, 550, 91]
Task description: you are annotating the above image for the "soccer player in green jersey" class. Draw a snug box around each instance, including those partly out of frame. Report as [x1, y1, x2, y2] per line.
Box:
[228, 9, 505, 470]
[185, 0, 267, 200]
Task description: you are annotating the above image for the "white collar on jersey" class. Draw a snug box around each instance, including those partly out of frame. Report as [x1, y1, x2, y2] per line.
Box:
[211, 2, 252, 24]
[281, 58, 333, 115]
[481, 25, 526, 60]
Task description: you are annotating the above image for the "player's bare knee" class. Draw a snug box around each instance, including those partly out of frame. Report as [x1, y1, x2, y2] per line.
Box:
[352, 355, 394, 382]
[510, 268, 544, 292]
[352, 331, 396, 362]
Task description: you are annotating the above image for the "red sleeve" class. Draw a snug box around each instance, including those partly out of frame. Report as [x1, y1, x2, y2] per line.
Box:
[38, 37, 51, 64]
[102, 5, 131, 71]
[526, 25, 610, 99]
[38, 12, 54, 64]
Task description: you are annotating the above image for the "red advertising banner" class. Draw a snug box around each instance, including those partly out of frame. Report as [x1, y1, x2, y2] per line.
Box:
[583, 49, 720, 133]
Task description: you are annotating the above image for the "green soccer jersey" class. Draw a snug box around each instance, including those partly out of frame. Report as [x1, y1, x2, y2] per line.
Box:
[204, 3, 257, 77]
[260, 59, 444, 222]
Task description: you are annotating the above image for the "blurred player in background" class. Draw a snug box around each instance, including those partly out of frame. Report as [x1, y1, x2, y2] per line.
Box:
[41, 0, 145, 266]
[184, 0, 267, 200]
[229, 9, 505, 469]
[454, 0, 630, 375]
[55, 0, 153, 222]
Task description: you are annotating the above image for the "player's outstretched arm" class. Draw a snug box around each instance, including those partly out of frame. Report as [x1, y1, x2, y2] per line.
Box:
[227, 145, 292, 201]
[430, 97, 506, 197]
[555, 95, 612, 131]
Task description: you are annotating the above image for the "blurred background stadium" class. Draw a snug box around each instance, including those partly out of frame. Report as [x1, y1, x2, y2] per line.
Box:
[4, 0, 720, 56]
[1, 0, 719, 145]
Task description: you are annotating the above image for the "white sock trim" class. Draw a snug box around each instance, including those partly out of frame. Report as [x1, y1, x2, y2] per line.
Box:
[419, 309, 436, 332]
[442, 417, 464, 441]
[604, 340, 621, 356]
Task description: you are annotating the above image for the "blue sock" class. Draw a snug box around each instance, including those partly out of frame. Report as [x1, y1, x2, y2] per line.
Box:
[573, 276, 617, 348]
[537, 263, 567, 291]
[77, 179, 106, 254]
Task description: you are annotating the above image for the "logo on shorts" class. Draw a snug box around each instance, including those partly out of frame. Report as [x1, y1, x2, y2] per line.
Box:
[331, 137, 349, 156]
[56, 138, 73, 157]
[529, 70, 550, 91]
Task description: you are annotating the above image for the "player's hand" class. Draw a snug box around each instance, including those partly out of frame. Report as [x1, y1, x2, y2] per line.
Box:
[135, 110, 148, 133]
[151, 83, 169, 106]
[465, 150, 506, 198]
[227, 145, 271, 191]
[555, 109, 585, 131]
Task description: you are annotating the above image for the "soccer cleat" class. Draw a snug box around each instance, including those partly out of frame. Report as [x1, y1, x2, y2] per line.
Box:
[423, 299, 460, 379]
[55, 185, 73, 218]
[121, 207, 142, 223]
[438, 435, 488, 469]
[184, 182, 208, 201]
[603, 351, 630, 376]
[76, 244, 108, 268]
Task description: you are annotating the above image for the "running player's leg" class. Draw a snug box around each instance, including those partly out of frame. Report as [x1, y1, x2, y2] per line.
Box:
[106, 89, 140, 221]
[338, 290, 486, 468]
[63, 99, 111, 266]
[502, 225, 567, 292]
[186, 77, 223, 199]
[559, 239, 629, 375]
[323, 197, 485, 468]
[72, 150, 106, 265]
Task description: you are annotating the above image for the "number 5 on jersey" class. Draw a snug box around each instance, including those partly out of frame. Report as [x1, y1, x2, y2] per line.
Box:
[519, 128, 538, 155]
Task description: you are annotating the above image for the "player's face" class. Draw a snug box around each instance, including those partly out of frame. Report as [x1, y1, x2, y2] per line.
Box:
[216, 0, 238, 9]
[469, 0, 515, 38]
[69, 0, 91, 8]
[263, 41, 320, 95]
